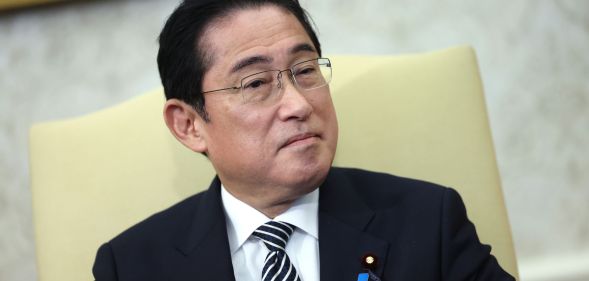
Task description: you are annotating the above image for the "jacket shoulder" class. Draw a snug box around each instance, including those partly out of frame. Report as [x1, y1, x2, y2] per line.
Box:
[107, 190, 206, 247]
[330, 167, 449, 210]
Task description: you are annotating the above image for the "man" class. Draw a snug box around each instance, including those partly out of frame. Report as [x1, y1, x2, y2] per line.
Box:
[93, 0, 515, 280]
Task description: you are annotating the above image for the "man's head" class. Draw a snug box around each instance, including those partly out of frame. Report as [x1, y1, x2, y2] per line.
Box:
[158, 0, 322, 120]
[159, 0, 338, 217]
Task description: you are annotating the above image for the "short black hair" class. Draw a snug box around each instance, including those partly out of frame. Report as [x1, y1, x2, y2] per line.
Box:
[157, 0, 322, 121]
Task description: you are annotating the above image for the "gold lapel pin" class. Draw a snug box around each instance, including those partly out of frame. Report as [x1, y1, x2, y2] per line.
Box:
[361, 253, 378, 270]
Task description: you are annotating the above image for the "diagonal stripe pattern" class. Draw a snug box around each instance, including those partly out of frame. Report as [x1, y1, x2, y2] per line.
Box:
[252, 221, 301, 281]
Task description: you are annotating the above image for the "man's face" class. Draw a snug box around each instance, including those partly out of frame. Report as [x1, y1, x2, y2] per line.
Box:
[197, 5, 338, 204]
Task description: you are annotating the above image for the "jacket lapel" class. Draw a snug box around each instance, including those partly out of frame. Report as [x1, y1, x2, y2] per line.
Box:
[173, 176, 236, 281]
[167, 168, 390, 281]
[319, 168, 390, 281]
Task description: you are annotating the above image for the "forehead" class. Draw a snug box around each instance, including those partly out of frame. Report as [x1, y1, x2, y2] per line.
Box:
[201, 5, 315, 72]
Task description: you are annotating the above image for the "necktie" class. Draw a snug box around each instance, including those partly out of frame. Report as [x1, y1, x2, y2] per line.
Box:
[252, 221, 301, 281]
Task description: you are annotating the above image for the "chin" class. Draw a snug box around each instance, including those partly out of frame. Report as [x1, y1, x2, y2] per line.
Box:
[273, 142, 336, 190]
[284, 159, 331, 190]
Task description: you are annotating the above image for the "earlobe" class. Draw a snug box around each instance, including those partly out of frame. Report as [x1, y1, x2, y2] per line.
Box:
[163, 99, 208, 153]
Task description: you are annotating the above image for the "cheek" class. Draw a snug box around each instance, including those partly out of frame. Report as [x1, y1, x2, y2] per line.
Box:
[312, 94, 337, 120]
[231, 108, 277, 147]
[316, 95, 339, 141]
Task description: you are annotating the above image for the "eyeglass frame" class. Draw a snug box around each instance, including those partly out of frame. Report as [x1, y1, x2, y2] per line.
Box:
[200, 57, 332, 100]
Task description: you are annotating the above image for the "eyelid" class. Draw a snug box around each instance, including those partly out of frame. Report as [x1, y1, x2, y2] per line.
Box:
[291, 57, 320, 68]
[240, 71, 274, 87]
[238, 57, 320, 83]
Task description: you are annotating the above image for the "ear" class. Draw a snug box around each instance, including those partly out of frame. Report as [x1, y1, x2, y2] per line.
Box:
[163, 99, 208, 153]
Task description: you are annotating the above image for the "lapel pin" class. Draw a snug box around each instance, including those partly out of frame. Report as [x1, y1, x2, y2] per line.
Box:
[361, 253, 378, 270]
[359, 253, 382, 281]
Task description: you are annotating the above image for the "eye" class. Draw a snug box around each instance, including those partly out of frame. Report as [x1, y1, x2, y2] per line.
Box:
[243, 78, 268, 89]
[295, 66, 317, 76]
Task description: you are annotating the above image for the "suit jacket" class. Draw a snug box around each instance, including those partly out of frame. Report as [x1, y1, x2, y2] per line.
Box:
[93, 167, 514, 281]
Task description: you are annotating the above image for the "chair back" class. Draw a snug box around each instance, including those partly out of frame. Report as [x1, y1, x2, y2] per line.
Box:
[29, 46, 518, 280]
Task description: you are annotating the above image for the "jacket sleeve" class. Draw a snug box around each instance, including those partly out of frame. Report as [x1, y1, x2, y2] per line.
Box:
[440, 188, 515, 281]
[93, 242, 119, 281]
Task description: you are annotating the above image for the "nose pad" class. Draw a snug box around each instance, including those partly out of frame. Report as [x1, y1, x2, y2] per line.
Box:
[277, 69, 297, 90]
[276, 71, 284, 90]
[275, 69, 313, 121]
[274, 70, 300, 101]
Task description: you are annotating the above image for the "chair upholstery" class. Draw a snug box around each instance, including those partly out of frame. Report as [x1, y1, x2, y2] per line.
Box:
[29, 46, 518, 281]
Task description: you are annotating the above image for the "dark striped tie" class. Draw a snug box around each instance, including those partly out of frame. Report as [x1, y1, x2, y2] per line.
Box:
[252, 221, 301, 281]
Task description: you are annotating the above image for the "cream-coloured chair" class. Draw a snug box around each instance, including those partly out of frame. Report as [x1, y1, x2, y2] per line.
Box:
[29, 46, 518, 281]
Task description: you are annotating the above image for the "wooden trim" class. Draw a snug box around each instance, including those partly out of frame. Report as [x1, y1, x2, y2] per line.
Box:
[0, 0, 68, 10]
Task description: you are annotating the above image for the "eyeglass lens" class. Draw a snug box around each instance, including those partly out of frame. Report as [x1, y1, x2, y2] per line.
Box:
[240, 58, 331, 103]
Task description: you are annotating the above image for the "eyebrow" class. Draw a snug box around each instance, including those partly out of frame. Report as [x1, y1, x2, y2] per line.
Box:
[230, 56, 272, 74]
[229, 43, 317, 74]
[289, 43, 316, 55]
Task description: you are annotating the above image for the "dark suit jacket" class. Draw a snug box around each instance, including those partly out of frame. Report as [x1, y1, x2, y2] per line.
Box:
[93, 167, 514, 281]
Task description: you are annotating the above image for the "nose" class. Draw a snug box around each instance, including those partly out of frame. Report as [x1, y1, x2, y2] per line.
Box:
[276, 70, 313, 121]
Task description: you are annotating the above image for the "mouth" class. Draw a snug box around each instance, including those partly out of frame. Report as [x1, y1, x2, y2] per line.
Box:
[281, 133, 320, 149]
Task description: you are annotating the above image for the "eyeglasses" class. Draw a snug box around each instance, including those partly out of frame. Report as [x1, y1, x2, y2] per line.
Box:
[202, 58, 332, 104]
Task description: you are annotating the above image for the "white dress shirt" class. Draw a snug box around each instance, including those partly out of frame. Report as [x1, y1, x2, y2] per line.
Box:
[221, 185, 320, 281]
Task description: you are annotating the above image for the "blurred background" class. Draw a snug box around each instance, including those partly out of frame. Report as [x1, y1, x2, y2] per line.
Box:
[0, 0, 587, 280]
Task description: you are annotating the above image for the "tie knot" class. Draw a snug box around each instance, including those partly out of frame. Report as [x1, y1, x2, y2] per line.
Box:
[252, 221, 295, 252]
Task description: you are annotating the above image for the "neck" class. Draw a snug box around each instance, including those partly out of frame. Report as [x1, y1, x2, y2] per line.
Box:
[225, 187, 299, 218]
[257, 201, 294, 219]
[218, 173, 320, 219]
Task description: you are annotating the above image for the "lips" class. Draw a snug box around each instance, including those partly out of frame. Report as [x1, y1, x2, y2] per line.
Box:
[281, 133, 319, 148]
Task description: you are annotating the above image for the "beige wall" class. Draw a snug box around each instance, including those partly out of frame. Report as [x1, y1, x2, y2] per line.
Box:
[1, 0, 587, 280]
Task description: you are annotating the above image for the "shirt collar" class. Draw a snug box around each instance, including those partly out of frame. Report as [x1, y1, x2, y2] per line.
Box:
[221, 184, 319, 254]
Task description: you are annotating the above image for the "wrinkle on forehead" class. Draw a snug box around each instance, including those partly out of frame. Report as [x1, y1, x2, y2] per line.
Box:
[199, 5, 304, 66]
